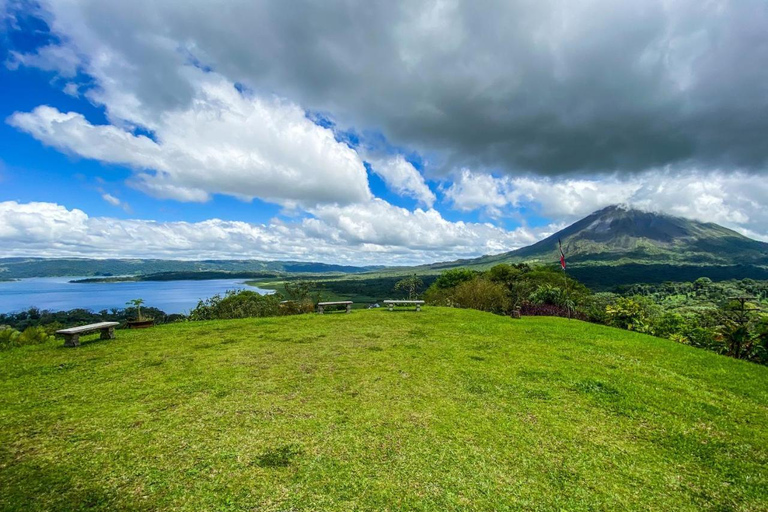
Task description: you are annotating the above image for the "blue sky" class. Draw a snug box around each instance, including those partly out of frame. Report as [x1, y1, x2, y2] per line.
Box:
[1, 1, 767, 264]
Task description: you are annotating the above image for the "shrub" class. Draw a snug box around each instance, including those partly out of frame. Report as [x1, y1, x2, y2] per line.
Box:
[189, 290, 284, 321]
[278, 299, 316, 316]
[529, 284, 568, 307]
[605, 297, 659, 333]
[450, 277, 510, 314]
[0, 325, 54, 350]
[520, 303, 586, 320]
[433, 269, 478, 290]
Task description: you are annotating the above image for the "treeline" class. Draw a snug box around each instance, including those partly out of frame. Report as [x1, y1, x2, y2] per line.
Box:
[423, 265, 768, 365]
[0, 306, 184, 334]
[72, 271, 280, 283]
[569, 264, 768, 290]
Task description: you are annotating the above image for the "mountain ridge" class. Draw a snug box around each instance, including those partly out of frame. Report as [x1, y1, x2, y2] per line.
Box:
[420, 205, 768, 286]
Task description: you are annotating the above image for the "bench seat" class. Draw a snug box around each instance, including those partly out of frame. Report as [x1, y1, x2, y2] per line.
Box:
[383, 300, 425, 311]
[56, 322, 119, 347]
[317, 301, 353, 314]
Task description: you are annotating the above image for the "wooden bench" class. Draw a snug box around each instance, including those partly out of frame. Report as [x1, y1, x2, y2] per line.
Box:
[56, 322, 119, 347]
[383, 300, 425, 312]
[317, 301, 353, 314]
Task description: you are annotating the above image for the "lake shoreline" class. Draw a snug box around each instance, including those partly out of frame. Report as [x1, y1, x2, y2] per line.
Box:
[0, 277, 269, 314]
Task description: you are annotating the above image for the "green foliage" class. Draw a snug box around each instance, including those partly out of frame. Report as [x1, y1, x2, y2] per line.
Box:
[393, 274, 424, 300]
[529, 284, 568, 307]
[283, 280, 318, 302]
[0, 257, 377, 279]
[434, 268, 478, 289]
[126, 298, 145, 321]
[189, 290, 285, 321]
[426, 265, 588, 316]
[0, 306, 181, 332]
[605, 297, 659, 333]
[450, 277, 510, 314]
[0, 325, 54, 350]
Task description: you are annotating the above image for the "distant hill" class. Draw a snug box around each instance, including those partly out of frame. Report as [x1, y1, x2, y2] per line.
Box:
[423, 205, 768, 288]
[0, 258, 382, 279]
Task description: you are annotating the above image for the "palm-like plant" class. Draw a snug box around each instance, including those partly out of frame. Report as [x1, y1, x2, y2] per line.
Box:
[127, 298, 145, 321]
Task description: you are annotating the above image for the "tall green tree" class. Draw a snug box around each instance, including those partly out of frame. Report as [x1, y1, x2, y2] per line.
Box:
[394, 275, 424, 300]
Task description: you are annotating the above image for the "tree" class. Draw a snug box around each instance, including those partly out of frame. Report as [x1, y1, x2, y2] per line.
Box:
[284, 280, 318, 302]
[718, 296, 761, 359]
[394, 274, 424, 300]
[434, 268, 477, 289]
[126, 298, 145, 321]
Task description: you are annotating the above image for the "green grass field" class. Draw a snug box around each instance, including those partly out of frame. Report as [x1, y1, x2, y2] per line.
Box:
[1, 308, 767, 511]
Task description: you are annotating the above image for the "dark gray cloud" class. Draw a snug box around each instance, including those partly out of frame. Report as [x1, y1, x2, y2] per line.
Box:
[12, 0, 768, 176]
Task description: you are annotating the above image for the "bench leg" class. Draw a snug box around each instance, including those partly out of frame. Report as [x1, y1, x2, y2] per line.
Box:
[100, 327, 115, 340]
[317, 305, 324, 314]
[416, 304, 421, 312]
[63, 334, 80, 347]
[346, 304, 352, 314]
[388, 304, 393, 311]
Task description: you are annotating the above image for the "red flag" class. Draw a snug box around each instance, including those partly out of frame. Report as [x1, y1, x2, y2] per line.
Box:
[559, 238, 566, 270]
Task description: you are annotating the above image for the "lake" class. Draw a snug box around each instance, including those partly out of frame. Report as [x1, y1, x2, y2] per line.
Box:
[0, 277, 270, 314]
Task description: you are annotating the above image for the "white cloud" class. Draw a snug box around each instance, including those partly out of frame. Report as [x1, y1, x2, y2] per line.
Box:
[367, 155, 435, 206]
[444, 169, 509, 215]
[8, 73, 372, 207]
[0, 201, 552, 264]
[101, 193, 121, 207]
[62, 82, 79, 96]
[443, 169, 768, 241]
[6, 44, 80, 77]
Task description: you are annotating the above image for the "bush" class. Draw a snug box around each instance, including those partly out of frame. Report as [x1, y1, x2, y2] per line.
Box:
[278, 299, 316, 316]
[450, 278, 510, 314]
[433, 269, 478, 290]
[605, 297, 659, 333]
[520, 303, 586, 320]
[0, 325, 54, 350]
[189, 290, 284, 321]
[529, 284, 568, 307]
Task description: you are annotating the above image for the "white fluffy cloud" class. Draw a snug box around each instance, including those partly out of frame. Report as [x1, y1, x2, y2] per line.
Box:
[6, 43, 80, 77]
[8, 73, 372, 206]
[444, 169, 509, 215]
[0, 201, 550, 264]
[367, 155, 435, 206]
[445, 169, 768, 241]
[100, 193, 121, 207]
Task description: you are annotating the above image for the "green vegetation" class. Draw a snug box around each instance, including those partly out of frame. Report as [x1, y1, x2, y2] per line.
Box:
[424, 265, 768, 364]
[189, 290, 289, 320]
[393, 274, 424, 300]
[126, 298, 146, 321]
[249, 275, 439, 305]
[0, 325, 53, 350]
[1, 309, 766, 511]
[0, 306, 183, 333]
[72, 271, 281, 283]
[0, 258, 380, 279]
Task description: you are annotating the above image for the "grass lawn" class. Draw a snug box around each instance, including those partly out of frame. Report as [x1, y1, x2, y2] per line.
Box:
[1, 308, 767, 511]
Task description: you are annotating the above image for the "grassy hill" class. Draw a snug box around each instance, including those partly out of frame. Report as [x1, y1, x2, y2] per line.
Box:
[1, 309, 767, 511]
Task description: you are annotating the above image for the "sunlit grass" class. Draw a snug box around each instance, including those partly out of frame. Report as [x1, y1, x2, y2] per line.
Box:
[1, 308, 766, 511]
